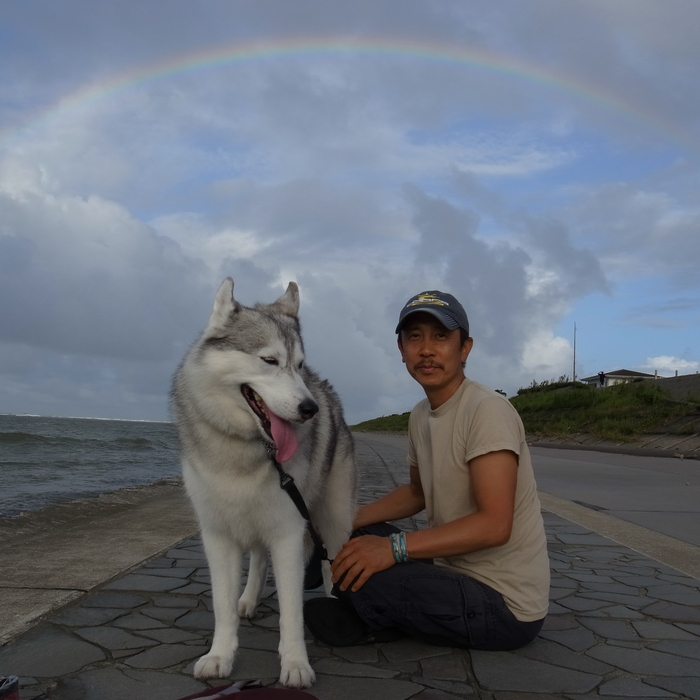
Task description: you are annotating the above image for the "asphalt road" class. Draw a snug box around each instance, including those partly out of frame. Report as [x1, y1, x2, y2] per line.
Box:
[352, 433, 700, 549]
[530, 446, 700, 548]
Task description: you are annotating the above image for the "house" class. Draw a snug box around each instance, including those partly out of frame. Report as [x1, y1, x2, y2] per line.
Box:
[581, 369, 656, 388]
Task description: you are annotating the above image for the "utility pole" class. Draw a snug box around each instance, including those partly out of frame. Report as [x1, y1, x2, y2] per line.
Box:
[573, 322, 577, 384]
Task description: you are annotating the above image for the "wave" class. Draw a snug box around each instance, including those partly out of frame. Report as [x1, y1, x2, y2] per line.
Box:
[113, 437, 159, 450]
[0, 431, 54, 444]
[0, 431, 170, 450]
[0, 413, 172, 423]
[0, 431, 97, 446]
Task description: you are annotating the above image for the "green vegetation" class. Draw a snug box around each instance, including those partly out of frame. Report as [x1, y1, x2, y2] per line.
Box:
[351, 412, 410, 433]
[510, 379, 698, 441]
[351, 378, 699, 441]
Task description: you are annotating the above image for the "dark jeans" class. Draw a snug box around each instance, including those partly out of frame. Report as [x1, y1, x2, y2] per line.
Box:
[333, 522, 544, 651]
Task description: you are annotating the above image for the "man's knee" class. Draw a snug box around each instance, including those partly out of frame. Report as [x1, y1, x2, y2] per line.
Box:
[351, 522, 401, 539]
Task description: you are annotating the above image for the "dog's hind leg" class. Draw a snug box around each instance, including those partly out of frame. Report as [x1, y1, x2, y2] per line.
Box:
[269, 523, 315, 688]
[194, 529, 242, 680]
[238, 545, 268, 618]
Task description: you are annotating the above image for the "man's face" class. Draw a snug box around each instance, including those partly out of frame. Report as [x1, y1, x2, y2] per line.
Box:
[398, 312, 473, 396]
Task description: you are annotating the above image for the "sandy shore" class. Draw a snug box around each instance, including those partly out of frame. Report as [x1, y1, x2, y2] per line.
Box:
[0, 478, 198, 644]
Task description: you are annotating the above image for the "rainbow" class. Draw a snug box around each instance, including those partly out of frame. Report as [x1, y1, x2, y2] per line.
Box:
[0, 37, 691, 150]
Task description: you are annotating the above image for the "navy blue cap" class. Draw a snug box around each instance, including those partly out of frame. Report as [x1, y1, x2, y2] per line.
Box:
[395, 290, 470, 335]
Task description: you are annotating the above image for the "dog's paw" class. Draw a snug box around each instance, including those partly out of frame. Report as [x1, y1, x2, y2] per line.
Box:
[193, 653, 234, 679]
[279, 659, 315, 688]
[237, 596, 258, 619]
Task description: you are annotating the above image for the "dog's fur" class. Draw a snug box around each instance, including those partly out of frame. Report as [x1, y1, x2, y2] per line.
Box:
[171, 278, 357, 688]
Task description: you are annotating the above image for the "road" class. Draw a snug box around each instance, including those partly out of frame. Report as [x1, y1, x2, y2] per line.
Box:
[353, 433, 700, 549]
[530, 446, 700, 548]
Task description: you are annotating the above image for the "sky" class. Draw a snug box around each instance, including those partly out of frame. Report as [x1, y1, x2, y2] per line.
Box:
[0, 0, 699, 423]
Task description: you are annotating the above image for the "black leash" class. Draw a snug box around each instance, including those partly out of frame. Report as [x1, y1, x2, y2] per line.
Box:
[262, 440, 330, 562]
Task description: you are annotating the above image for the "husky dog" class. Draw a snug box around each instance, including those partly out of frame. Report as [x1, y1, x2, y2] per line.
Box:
[171, 278, 357, 688]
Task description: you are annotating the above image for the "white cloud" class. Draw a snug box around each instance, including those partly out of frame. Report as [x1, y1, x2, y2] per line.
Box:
[0, 162, 213, 361]
[451, 138, 575, 177]
[521, 331, 574, 382]
[151, 214, 266, 267]
[641, 356, 700, 375]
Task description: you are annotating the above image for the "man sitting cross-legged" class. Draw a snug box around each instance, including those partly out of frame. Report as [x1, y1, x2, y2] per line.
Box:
[304, 290, 550, 650]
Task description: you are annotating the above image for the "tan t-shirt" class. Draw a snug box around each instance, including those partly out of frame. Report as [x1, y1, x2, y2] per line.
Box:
[408, 378, 550, 621]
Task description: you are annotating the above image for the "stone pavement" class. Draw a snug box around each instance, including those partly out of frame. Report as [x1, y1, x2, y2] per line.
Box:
[2, 435, 700, 699]
[0, 479, 198, 645]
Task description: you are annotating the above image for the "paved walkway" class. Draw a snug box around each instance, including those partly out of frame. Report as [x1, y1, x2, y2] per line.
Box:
[528, 433, 700, 461]
[2, 435, 700, 699]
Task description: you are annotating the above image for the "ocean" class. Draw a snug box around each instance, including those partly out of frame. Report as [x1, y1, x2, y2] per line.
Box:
[0, 414, 181, 519]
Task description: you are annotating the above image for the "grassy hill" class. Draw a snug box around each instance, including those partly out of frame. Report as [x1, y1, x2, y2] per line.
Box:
[352, 412, 410, 433]
[510, 379, 698, 441]
[351, 379, 699, 441]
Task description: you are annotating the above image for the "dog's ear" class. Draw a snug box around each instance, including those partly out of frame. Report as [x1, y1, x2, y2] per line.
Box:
[206, 277, 240, 330]
[273, 282, 300, 317]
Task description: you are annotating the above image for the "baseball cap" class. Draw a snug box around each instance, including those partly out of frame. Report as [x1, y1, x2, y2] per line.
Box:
[395, 290, 470, 336]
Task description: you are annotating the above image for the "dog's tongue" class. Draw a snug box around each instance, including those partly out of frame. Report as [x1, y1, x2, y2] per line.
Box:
[268, 411, 298, 463]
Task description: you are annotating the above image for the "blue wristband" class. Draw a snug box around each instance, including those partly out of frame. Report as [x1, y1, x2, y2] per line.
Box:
[390, 533, 402, 563]
[399, 532, 409, 562]
[390, 532, 409, 563]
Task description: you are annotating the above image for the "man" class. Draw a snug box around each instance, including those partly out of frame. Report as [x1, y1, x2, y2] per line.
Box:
[304, 291, 550, 650]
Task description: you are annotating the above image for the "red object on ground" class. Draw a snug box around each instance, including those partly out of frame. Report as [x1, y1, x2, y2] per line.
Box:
[0, 676, 19, 700]
[177, 679, 319, 700]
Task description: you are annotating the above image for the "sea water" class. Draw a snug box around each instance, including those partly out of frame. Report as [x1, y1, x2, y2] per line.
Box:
[0, 414, 181, 518]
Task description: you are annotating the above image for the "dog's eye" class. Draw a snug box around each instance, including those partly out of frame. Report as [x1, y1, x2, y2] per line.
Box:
[298, 361, 304, 370]
[261, 357, 278, 365]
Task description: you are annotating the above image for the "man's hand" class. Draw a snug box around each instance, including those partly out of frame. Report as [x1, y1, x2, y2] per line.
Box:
[330, 535, 395, 592]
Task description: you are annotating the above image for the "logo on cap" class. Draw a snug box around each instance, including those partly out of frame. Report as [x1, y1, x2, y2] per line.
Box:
[406, 293, 449, 308]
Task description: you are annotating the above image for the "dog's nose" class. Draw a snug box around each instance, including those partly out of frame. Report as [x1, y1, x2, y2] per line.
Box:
[298, 399, 319, 421]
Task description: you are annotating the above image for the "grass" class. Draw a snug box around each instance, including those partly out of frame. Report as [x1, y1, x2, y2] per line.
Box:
[351, 380, 699, 441]
[510, 380, 698, 441]
[351, 412, 410, 433]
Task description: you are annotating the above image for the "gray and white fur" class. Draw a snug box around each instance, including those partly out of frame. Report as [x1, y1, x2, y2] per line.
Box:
[171, 278, 357, 688]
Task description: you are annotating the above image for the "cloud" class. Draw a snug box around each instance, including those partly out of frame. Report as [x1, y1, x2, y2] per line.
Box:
[295, 273, 420, 422]
[0, 341, 174, 420]
[400, 183, 595, 388]
[631, 298, 700, 314]
[622, 297, 700, 328]
[450, 171, 609, 303]
[641, 356, 700, 375]
[564, 182, 700, 287]
[0, 164, 213, 361]
[5, 0, 700, 144]
[0, 132, 612, 418]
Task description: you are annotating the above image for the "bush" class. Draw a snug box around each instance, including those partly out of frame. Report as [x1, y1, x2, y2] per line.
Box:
[515, 376, 586, 396]
[351, 412, 410, 432]
[510, 380, 691, 441]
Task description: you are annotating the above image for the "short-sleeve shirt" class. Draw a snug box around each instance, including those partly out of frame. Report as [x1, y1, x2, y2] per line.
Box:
[408, 378, 550, 621]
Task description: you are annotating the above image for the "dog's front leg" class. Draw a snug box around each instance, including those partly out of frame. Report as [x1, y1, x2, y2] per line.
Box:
[312, 453, 357, 596]
[238, 545, 268, 618]
[194, 529, 242, 679]
[269, 526, 315, 688]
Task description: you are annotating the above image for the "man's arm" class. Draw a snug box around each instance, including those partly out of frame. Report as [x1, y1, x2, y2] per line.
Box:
[402, 449, 517, 559]
[353, 465, 425, 529]
[332, 450, 517, 592]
